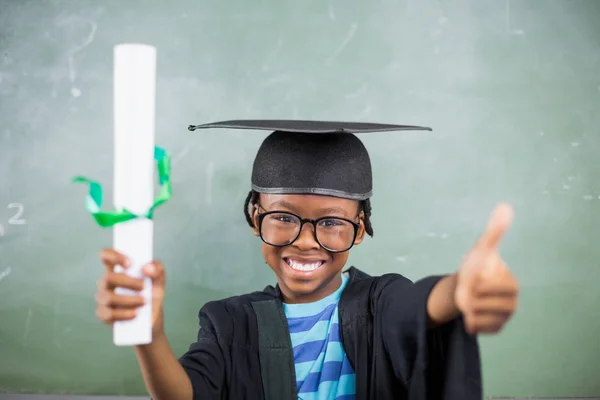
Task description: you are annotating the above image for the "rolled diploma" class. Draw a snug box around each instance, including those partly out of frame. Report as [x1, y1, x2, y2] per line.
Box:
[112, 44, 157, 346]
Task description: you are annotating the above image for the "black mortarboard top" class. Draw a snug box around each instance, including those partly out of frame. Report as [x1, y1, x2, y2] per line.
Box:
[188, 120, 432, 201]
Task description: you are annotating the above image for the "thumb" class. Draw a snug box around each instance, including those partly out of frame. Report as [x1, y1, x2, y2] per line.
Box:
[456, 252, 480, 311]
[476, 203, 514, 250]
[143, 260, 166, 287]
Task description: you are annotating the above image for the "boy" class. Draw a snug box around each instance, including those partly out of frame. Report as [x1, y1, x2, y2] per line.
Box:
[95, 120, 519, 399]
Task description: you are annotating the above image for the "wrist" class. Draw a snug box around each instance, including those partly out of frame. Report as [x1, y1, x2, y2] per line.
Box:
[427, 273, 460, 328]
[134, 327, 167, 355]
[152, 326, 167, 341]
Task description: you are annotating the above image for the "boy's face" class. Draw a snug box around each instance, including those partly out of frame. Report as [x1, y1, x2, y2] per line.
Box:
[251, 193, 366, 304]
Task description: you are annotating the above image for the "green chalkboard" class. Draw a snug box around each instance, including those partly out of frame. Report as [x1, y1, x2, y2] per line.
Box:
[1, 0, 600, 397]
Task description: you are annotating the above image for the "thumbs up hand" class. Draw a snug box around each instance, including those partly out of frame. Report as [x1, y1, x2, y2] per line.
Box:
[455, 203, 520, 334]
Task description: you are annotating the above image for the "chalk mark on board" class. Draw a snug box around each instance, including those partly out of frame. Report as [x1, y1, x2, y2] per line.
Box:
[328, 0, 336, 20]
[505, 0, 524, 35]
[172, 143, 196, 165]
[354, 104, 372, 119]
[425, 232, 448, 239]
[0, 267, 11, 283]
[345, 83, 368, 99]
[326, 24, 358, 65]
[8, 202, 26, 224]
[57, 16, 98, 97]
[206, 161, 215, 205]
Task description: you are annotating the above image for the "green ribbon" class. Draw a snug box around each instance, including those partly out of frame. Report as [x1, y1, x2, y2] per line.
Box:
[72, 146, 172, 227]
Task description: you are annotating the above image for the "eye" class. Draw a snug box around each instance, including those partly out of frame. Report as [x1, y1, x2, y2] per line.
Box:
[269, 214, 297, 224]
[319, 218, 344, 227]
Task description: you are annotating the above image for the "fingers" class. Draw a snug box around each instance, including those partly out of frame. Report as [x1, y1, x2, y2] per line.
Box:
[96, 254, 166, 327]
[459, 204, 514, 303]
[101, 271, 145, 291]
[96, 306, 138, 326]
[460, 238, 511, 292]
[476, 203, 514, 250]
[475, 275, 519, 297]
[99, 248, 131, 272]
[458, 204, 518, 335]
[95, 289, 145, 308]
[462, 264, 518, 312]
[455, 251, 486, 307]
[471, 294, 518, 314]
[98, 257, 165, 287]
[463, 311, 512, 334]
[143, 260, 165, 285]
[95, 274, 145, 326]
[461, 294, 518, 334]
[460, 269, 519, 334]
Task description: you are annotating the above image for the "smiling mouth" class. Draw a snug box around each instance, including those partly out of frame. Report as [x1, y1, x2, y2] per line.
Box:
[284, 257, 325, 272]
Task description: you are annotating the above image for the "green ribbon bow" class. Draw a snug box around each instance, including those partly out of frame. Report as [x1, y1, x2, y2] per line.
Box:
[72, 146, 172, 227]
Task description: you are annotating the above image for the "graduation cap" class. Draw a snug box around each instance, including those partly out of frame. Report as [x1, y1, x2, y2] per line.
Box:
[188, 120, 432, 200]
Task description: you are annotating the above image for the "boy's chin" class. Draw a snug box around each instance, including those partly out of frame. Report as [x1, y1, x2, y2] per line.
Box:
[278, 271, 343, 303]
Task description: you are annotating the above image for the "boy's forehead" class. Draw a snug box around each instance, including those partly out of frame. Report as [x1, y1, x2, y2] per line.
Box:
[259, 193, 361, 216]
[189, 119, 432, 200]
[260, 193, 358, 207]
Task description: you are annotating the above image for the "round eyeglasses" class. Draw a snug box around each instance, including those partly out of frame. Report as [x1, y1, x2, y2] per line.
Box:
[257, 210, 360, 253]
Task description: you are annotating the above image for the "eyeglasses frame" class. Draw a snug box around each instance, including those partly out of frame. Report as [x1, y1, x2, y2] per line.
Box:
[256, 209, 361, 253]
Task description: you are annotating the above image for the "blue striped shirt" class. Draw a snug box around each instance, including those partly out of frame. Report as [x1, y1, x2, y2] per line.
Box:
[283, 274, 356, 400]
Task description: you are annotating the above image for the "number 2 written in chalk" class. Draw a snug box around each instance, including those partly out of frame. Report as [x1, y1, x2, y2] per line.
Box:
[0, 203, 26, 236]
[7, 203, 26, 224]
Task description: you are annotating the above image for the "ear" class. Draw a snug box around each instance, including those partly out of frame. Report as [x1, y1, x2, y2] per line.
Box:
[250, 204, 261, 237]
[353, 212, 366, 246]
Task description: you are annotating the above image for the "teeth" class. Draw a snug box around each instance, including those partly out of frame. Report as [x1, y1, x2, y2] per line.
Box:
[286, 258, 323, 271]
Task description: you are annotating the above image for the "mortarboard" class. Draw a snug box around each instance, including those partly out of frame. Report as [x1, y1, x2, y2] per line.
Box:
[188, 120, 432, 201]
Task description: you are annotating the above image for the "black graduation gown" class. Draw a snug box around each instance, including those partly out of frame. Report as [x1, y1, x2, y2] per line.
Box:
[179, 267, 482, 399]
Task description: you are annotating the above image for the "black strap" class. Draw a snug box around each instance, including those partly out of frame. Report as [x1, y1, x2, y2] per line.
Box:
[251, 299, 297, 400]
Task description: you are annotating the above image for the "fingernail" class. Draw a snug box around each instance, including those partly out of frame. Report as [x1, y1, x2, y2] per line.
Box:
[144, 264, 156, 274]
[124, 258, 132, 267]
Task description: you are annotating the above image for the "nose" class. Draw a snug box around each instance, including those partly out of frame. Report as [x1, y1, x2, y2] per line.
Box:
[292, 222, 321, 250]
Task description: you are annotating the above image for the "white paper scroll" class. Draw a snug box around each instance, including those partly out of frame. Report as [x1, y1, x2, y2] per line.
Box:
[112, 43, 157, 346]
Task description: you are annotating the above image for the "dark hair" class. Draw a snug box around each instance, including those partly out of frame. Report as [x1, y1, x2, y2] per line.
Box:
[243, 190, 374, 237]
